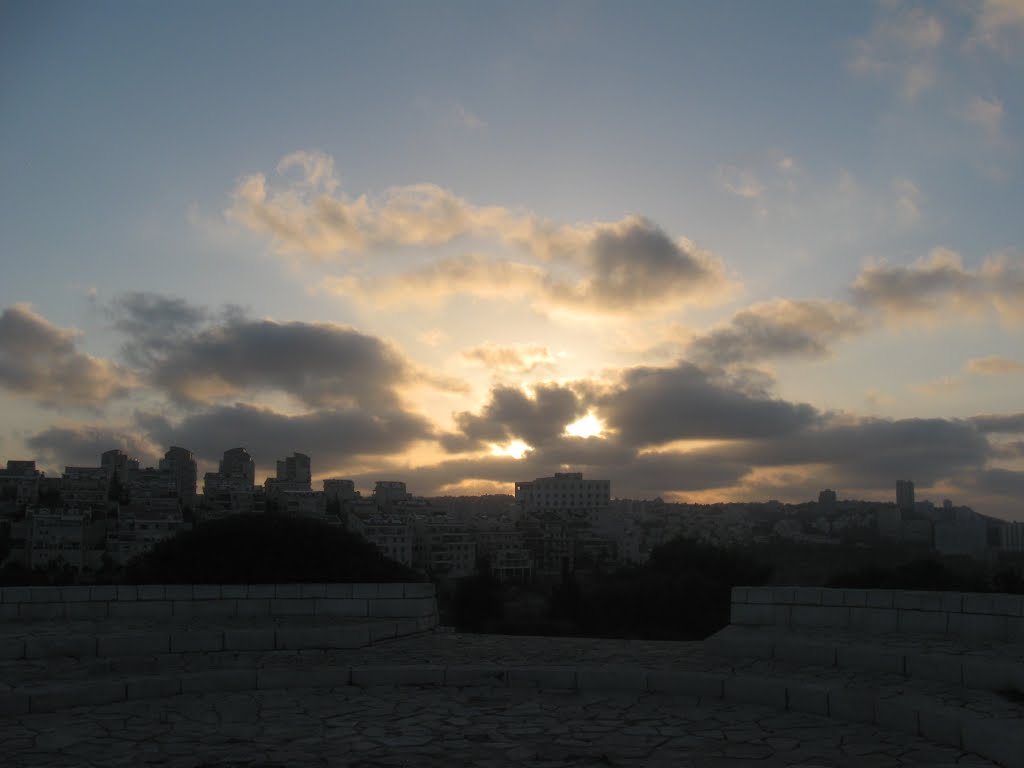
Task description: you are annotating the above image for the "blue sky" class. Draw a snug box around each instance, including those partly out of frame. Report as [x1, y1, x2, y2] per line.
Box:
[1, 1, 1023, 518]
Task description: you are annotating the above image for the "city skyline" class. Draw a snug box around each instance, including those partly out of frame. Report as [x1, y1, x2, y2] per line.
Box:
[2, 2, 1023, 519]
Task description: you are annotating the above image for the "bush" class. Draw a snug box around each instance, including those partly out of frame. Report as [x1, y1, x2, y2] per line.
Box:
[124, 514, 421, 584]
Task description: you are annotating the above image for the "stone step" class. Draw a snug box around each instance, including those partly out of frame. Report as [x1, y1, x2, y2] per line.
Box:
[706, 624, 1024, 692]
[0, 615, 435, 661]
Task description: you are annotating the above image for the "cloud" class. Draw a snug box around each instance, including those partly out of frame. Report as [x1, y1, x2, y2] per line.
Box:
[965, 96, 1006, 143]
[971, 413, 1024, 433]
[911, 375, 961, 398]
[231, 152, 731, 315]
[965, 356, 1024, 375]
[139, 402, 433, 473]
[851, 248, 1024, 326]
[107, 294, 430, 410]
[848, 4, 944, 100]
[27, 423, 160, 470]
[891, 177, 923, 224]
[688, 299, 865, 365]
[972, 0, 1024, 52]
[462, 343, 558, 373]
[598, 361, 821, 447]
[448, 383, 587, 450]
[325, 216, 731, 315]
[0, 304, 134, 407]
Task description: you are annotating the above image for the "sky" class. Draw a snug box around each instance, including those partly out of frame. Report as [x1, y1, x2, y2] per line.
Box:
[1, 0, 1023, 519]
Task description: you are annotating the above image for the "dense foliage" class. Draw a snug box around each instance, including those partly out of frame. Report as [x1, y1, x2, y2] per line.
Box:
[828, 556, 1024, 594]
[124, 514, 420, 584]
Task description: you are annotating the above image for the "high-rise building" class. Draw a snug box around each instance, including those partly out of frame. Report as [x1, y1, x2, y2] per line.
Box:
[101, 449, 139, 477]
[373, 481, 410, 508]
[896, 480, 915, 511]
[159, 446, 197, 504]
[219, 448, 255, 488]
[275, 453, 311, 487]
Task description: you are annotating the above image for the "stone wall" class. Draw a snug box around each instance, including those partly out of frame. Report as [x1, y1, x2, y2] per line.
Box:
[731, 586, 1024, 641]
[0, 582, 437, 625]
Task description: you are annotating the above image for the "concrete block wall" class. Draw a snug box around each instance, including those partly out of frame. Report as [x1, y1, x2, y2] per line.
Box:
[731, 586, 1024, 641]
[0, 583, 438, 625]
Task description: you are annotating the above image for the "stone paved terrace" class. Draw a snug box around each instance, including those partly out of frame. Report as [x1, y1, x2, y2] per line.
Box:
[0, 583, 1021, 767]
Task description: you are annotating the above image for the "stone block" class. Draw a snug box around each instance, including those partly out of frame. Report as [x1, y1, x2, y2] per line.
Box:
[962, 658, 1024, 691]
[173, 599, 237, 617]
[724, 675, 787, 708]
[842, 589, 868, 607]
[848, 607, 898, 633]
[116, 585, 138, 601]
[273, 583, 301, 598]
[314, 598, 368, 617]
[786, 683, 831, 715]
[827, 687, 875, 723]
[59, 586, 92, 602]
[745, 587, 774, 604]
[258, 665, 351, 690]
[897, 609, 947, 635]
[235, 599, 270, 617]
[223, 628, 275, 651]
[0, 692, 30, 716]
[706, 631, 774, 660]
[97, 633, 170, 657]
[300, 583, 326, 598]
[163, 585, 193, 600]
[836, 645, 904, 675]
[276, 625, 371, 650]
[875, 695, 922, 735]
[171, 630, 224, 653]
[220, 584, 249, 599]
[963, 718, 1024, 768]
[29, 586, 59, 603]
[89, 585, 117, 601]
[25, 634, 95, 659]
[126, 675, 182, 700]
[404, 583, 435, 598]
[962, 593, 996, 614]
[917, 703, 963, 748]
[416, 615, 438, 631]
[946, 612, 1008, 641]
[270, 598, 315, 616]
[369, 622, 398, 642]
[324, 583, 354, 598]
[730, 586, 748, 603]
[0, 604, 18, 619]
[192, 584, 221, 600]
[772, 587, 796, 604]
[395, 618, 421, 637]
[940, 592, 964, 613]
[30, 681, 125, 713]
[353, 583, 380, 599]
[821, 589, 846, 607]
[246, 584, 275, 599]
[444, 665, 507, 687]
[109, 601, 172, 619]
[1008, 617, 1024, 642]
[0, 638, 25, 660]
[792, 587, 822, 605]
[791, 605, 850, 629]
[66, 602, 109, 620]
[775, 637, 836, 667]
[991, 594, 1024, 617]
[893, 590, 942, 612]
[368, 597, 435, 618]
[19, 603, 64, 620]
[506, 666, 577, 690]
[576, 666, 647, 691]
[905, 653, 962, 684]
[3, 587, 30, 603]
[731, 603, 776, 626]
[181, 669, 256, 693]
[137, 585, 165, 600]
[865, 590, 894, 608]
[351, 665, 444, 687]
[376, 583, 405, 598]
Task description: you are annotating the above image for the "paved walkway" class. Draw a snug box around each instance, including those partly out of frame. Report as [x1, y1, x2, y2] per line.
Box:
[1, 685, 997, 768]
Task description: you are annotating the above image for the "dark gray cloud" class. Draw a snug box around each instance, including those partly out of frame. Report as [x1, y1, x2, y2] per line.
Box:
[959, 468, 1024, 499]
[451, 383, 586, 449]
[138, 403, 433, 473]
[688, 300, 864, 365]
[27, 424, 159, 469]
[107, 294, 416, 410]
[599, 361, 820, 446]
[0, 304, 132, 406]
[971, 413, 1024, 434]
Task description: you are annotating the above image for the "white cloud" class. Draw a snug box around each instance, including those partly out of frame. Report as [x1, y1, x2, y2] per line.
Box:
[848, 5, 944, 100]
[965, 356, 1024, 375]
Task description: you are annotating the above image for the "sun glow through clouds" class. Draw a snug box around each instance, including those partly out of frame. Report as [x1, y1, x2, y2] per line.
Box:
[490, 440, 532, 459]
[564, 412, 605, 438]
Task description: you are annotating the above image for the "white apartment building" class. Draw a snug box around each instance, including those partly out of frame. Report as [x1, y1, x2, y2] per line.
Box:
[347, 512, 414, 567]
[107, 506, 187, 564]
[22, 508, 105, 570]
[515, 472, 610, 516]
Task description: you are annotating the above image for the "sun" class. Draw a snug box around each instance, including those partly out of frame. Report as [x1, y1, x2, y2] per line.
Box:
[564, 412, 605, 438]
[490, 440, 532, 459]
